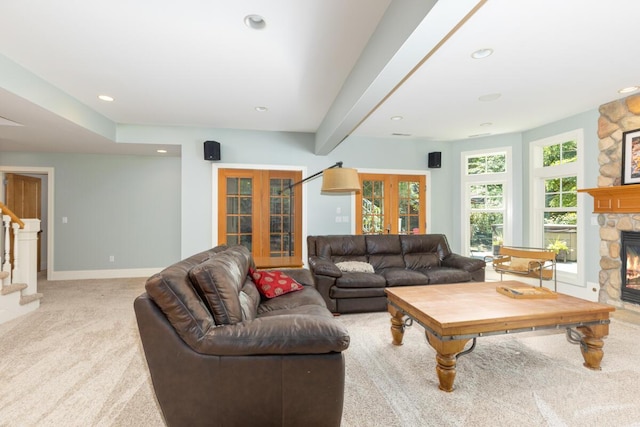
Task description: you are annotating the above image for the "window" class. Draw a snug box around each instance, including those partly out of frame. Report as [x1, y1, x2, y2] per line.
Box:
[356, 173, 426, 235]
[531, 130, 584, 288]
[462, 149, 511, 258]
[217, 168, 303, 265]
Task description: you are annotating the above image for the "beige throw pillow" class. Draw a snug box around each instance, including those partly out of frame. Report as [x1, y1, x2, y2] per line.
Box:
[335, 261, 375, 273]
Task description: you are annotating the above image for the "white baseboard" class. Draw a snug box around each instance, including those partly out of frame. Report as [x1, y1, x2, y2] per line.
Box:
[47, 268, 162, 281]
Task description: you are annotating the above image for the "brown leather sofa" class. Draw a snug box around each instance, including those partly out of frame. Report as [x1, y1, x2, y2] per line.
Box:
[134, 245, 350, 427]
[308, 234, 486, 313]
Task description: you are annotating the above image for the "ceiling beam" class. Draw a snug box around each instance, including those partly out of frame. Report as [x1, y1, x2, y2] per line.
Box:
[314, 0, 485, 155]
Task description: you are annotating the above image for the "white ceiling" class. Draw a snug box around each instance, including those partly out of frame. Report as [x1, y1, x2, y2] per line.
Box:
[0, 0, 639, 157]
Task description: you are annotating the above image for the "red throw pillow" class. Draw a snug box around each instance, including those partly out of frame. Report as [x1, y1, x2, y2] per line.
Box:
[249, 268, 304, 298]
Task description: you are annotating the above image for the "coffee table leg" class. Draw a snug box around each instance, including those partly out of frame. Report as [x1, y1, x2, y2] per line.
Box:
[425, 331, 469, 392]
[577, 324, 609, 370]
[389, 305, 405, 346]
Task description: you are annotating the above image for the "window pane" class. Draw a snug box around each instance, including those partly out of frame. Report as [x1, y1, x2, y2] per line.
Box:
[487, 154, 506, 173]
[239, 178, 252, 195]
[470, 212, 503, 253]
[362, 179, 384, 234]
[544, 212, 577, 262]
[467, 156, 486, 175]
[226, 178, 239, 195]
[227, 216, 238, 233]
[240, 216, 252, 233]
[227, 196, 237, 214]
[562, 141, 577, 164]
[240, 197, 252, 214]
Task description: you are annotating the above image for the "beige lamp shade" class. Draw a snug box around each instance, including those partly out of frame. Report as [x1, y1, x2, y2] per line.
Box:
[321, 167, 361, 193]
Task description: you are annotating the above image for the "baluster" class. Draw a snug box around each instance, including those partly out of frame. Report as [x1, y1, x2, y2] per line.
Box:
[11, 222, 20, 284]
[2, 215, 10, 281]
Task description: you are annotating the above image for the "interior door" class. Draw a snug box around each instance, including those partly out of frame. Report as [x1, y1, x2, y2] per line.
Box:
[356, 173, 426, 235]
[5, 173, 42, 270]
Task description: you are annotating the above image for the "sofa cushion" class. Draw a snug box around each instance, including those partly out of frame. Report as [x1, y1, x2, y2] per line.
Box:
[188, 247, 252, 325]
[419, 267, 471, 284]
[380, 268, 430, 287]
[335, 272, 387, 289]
[366, 235, 405, 271]
[316, 235, 367, 262]
[250, 269, 304, 298]
[257, 286, 328, 315]
[404, 252, 441, 270]
[400, 234, 451, 260]
[335, 261, 375, 273]
[365, 234, 402, 254]
[368, 254, 405, 270]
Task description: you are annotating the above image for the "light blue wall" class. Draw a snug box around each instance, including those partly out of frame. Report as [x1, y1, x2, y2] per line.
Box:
[0, 106, 602, 279]
[1, 152, 181, 271]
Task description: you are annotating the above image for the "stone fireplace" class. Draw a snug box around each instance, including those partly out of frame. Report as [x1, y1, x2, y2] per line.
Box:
[594, 94, 640, 312]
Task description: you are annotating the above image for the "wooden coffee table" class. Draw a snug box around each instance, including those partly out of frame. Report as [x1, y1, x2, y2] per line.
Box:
[385, 281, 615, 392]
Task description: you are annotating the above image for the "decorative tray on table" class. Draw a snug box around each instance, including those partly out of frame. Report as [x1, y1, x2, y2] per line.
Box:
[496, 285, 557, 299]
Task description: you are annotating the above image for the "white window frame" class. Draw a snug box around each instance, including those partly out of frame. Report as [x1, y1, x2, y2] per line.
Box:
[529, 129, 585, 288]
[461, 147, 513, 257]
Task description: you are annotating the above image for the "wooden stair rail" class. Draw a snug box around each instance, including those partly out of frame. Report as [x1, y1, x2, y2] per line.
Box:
[0, 202, 25, 229]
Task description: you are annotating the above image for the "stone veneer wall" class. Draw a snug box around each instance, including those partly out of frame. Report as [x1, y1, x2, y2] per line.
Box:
[597, 94, 640, 311]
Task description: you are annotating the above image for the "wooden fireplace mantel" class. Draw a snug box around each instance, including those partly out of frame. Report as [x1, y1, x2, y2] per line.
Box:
[578, 185, 640, 213]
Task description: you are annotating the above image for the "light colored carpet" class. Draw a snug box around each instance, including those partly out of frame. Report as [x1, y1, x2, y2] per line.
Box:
[1, 277, 639, 427]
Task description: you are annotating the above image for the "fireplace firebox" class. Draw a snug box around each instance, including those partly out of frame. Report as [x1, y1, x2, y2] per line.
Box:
[621, 231, 640, 304]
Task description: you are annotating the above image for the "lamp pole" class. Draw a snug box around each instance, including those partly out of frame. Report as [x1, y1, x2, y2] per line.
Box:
[282, 162, 344, 256]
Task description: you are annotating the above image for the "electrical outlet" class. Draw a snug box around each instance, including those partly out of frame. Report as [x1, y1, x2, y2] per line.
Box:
[109, 255, 115, 262]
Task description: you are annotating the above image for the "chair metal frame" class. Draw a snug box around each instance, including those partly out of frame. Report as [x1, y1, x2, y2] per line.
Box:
[490, 246, 557, 290]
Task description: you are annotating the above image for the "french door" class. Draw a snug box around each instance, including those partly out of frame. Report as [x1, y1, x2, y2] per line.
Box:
[356, 173, 426, 235]
[217, 169, 302, 264]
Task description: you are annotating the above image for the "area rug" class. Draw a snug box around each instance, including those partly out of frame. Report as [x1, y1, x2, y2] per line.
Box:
[337, 312, 640, 427]
[0, 278, 639, 426]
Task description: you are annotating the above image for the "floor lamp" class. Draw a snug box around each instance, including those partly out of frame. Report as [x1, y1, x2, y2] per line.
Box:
[283, 161, 361, 256]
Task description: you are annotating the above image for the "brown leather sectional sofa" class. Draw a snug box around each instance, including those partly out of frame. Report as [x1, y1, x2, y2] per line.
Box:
[134, 245, 349, 427]
[308, 234, 486, 313]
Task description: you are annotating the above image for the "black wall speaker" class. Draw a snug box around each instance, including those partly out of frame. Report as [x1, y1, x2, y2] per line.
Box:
[204, 140, 221, 161]
[428, 151, 441, 168]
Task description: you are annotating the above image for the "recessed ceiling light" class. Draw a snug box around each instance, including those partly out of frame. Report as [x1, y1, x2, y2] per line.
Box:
[244, 15, 266, 30]
[255, 106, 268, 112]
[391, 133, 412, 137]
[157, 149, 167, 154]
[618, 86, 640, 94]
[390, 115, 403, 121]
[98, 95, 114, 102]
[468, 133, 492, 138]
[478, 93, 501, 102]
[471, 48, 493, 59]
[480, 122, 493, 127]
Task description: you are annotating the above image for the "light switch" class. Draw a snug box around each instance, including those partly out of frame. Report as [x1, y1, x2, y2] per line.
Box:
[62, 216, 68, 224]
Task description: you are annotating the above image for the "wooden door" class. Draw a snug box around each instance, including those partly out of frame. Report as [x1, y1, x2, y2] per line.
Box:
[5, 173, 42, 270]
[356, 173, 426, 235]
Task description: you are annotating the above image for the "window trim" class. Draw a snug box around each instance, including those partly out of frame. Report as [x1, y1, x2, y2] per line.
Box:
[529, 129, 585, 287]
[461, 147, 513, 256]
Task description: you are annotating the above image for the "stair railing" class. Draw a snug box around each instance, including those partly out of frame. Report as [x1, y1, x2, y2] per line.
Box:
[1, 202, 25, 285]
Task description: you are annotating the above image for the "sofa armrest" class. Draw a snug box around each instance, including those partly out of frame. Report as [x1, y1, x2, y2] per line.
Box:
[194, 314, 350, 356]
[309, 256, 342, 278]
[442, 253, 486, 272]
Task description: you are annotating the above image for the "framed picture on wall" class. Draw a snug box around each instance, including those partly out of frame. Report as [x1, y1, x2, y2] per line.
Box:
[622, 128, 640, 185]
